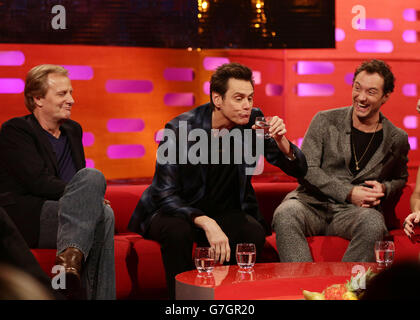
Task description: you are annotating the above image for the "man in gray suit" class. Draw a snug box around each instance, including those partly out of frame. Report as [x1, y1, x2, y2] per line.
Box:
[272, 59, 409, 262]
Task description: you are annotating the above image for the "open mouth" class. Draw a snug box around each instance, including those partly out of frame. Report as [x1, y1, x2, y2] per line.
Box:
[356, 103, 369, 111]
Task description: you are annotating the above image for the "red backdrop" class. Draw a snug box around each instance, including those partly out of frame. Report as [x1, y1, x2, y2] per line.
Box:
[0, 0, 419, 182]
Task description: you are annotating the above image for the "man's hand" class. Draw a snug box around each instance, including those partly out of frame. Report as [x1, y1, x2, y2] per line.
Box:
[403, 212, 420, 238]
[348, 182, 385, 207]
[252, 116, 294, 158]
[104, 199, 111, 207]
[193, 216, 230, 264]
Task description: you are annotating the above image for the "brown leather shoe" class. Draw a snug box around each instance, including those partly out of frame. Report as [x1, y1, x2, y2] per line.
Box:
[54, 247, 84, 299]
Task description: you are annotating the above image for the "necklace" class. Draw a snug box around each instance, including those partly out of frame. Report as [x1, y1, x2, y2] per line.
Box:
[351, 120, 380, 171]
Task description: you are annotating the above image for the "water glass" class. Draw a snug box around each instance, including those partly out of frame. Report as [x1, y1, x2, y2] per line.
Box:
[374, 241, 395, 267]
[236, 243, 256, 270]
[255, 117, 272, 139]
[194, 247, 215, 274]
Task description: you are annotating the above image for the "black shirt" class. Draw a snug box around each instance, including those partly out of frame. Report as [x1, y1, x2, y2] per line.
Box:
[350, 125, 383, 175]
[195, 131, 241, 218]
[44, 129, 77, 183]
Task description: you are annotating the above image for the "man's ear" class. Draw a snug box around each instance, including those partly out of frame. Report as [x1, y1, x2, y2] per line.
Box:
[33, 96, 43, 107]
[212, 92, 222, 109]
[381, 92, 391, 105]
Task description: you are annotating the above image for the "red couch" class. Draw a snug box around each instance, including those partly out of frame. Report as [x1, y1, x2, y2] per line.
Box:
[30, 182, 420, 299]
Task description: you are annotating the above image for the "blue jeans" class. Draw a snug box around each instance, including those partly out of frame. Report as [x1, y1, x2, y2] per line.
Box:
[38, 168, 116, 300]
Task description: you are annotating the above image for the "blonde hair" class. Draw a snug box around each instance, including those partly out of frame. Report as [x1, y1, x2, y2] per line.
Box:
[24, 64, 68, 112]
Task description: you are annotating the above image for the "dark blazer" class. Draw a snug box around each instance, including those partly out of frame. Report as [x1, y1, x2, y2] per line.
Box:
[0, 114, 85, 247]
[128, 103, 308, 237]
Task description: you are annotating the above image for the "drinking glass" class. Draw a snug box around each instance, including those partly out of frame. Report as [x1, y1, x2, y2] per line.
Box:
[255, 117, 272, 139]
[234, 269, 256, 283]
[236, 243, 256, 270]
[194, 247, 215, 274]
[374, 241, 395, 268]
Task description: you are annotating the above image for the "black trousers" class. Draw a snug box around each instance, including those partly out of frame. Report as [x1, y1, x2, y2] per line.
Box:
[147, 210, 266, 299]
[0, 206, 65, 299]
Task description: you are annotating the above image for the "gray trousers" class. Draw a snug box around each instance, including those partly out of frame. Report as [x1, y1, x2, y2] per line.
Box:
[38, 168, 116, 300]
[272, 198, 388, 262]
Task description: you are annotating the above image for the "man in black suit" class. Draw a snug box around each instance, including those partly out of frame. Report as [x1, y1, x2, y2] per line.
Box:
[0, 64, 115, 299]
[128, 62, 307, 298]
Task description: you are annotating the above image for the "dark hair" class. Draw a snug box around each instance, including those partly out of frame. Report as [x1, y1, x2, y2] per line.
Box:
[209, 62, 254, 110]
[352, 59, 395, 95]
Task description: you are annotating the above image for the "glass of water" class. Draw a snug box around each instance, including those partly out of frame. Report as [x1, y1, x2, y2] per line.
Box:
[374, 241, 395, 268]
[236, 243, 256, 270]
[194, 247, 215, 274]
[255, 117, 272, 139]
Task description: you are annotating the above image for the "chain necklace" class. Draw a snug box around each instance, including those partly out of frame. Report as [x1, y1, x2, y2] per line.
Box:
[351, 120, 380, 171]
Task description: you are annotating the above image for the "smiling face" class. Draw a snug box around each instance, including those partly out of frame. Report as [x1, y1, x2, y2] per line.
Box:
[212, 78, 254, 127]
[34, 73, 74, 124]
[352, 70, 390, 122]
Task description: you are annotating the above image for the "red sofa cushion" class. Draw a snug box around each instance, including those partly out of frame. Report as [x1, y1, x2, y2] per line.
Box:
[105, 184, 148, 234]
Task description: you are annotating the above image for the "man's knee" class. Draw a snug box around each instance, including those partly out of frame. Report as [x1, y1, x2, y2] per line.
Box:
[76, 168, 106, 188]
[153, 216, 194, 245]
[272, 199, 306, 232]
[356, 208, 387, 237]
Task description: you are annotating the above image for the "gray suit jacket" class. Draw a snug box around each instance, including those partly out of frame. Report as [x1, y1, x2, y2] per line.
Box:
[285, 106, 409, 220]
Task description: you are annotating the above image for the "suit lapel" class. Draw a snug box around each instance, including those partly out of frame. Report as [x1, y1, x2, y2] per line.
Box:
[340, 107, 353, 172]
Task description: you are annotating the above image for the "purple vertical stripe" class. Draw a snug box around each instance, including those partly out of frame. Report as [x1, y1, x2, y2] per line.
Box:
[402, 84, 417, 96]
[408, 137, 417, 150]
[203, 57, 230, 71]
[362, 19, 393, 31]
[82, 132, 95, 147]
[155, 129, 165, 143]
[106, 80, 153, 93]
[403, 9, 417, 21]
[85, 159, 95, 168]
[61, 65, 94, 80]
[107, 118, 145, 132]
[164, 68, 194, 81]
[296, 61, 334, 75]
[164, 93, 195, 106]
[355, 40, 393, 53]
[107, 145, 145, 159]
[297, 138, 304, 148]
[345, 73, 354, 85]
[335, 28, 345, 42]
[253, 71, 261, 85]
[203, 81, 210, 95]
[0, 78, 25, 93]
[265, 84, 283, 96]
[0, 51, 25, 66]
[402, 30, 417, 43]
[403, 116, 417, 129]
[296, 83, 334, 96]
